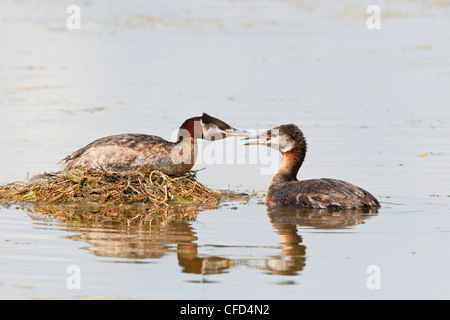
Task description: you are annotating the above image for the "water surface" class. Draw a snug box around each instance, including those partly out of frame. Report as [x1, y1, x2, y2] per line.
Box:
[1, 0, 450, 299]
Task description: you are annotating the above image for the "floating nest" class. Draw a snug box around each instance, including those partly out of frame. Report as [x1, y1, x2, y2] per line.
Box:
[0, 165, 224, 209]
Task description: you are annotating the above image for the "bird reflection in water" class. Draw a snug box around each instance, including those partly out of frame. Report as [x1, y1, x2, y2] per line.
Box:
[21, 203, 231, 275]
[265, 206, 378, 275]
[19, 202, 377, 277]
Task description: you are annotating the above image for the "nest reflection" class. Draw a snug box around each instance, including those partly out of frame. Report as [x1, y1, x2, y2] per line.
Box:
[18, 201, 231, 275]
[4, 200, 378, 278]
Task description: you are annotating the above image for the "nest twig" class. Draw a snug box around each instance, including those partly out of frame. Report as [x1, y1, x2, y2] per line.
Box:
[0, 165, 223, 208]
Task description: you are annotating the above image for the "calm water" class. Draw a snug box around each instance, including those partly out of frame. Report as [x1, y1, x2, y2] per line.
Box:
[1, 0, 450, 299]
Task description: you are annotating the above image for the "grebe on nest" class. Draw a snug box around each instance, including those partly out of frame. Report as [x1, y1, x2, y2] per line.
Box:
[61, 113, 248, 175]
[245, 124, 380, 210]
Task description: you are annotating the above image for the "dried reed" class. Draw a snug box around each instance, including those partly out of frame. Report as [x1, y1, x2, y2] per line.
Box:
[0, 165, 223, 208]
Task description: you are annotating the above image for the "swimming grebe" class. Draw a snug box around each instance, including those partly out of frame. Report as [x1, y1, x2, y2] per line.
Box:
[61, 113, 248, 175]
[245, 124, 380, 210]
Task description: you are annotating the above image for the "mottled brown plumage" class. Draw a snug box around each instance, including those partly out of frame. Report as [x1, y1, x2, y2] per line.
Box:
[61, 113, 248, 175]
[246, 124, 380, 210]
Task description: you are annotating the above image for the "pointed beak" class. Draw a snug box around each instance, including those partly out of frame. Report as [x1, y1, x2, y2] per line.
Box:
[225, 128, 251, 137]
[242, 134, 268, 146]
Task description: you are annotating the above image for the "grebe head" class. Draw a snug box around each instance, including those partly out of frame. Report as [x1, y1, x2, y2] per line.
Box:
[244, 124, 305, 153]
[179, 113, 249, 141]
[201, 113, 249, 141]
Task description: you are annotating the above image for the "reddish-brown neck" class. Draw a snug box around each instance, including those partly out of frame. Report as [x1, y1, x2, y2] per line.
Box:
[178, 117, 202, 142]
[273, 143, 306, 182]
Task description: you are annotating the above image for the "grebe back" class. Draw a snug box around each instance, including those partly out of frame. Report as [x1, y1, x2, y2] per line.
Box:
[61, 113, 248, 175]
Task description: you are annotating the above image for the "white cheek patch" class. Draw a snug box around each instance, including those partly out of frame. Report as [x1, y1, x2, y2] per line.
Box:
[201, 123, 224, 141]
[280, 140, 295, 153]
[269, 136, 294, 153]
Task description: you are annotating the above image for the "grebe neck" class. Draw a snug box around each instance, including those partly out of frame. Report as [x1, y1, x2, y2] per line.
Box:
[170, 118, 200, 170]
[272, 143, 306, 183]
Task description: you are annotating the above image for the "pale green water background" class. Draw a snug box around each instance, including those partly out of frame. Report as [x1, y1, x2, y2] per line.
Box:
[1, 0, 450, 299]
